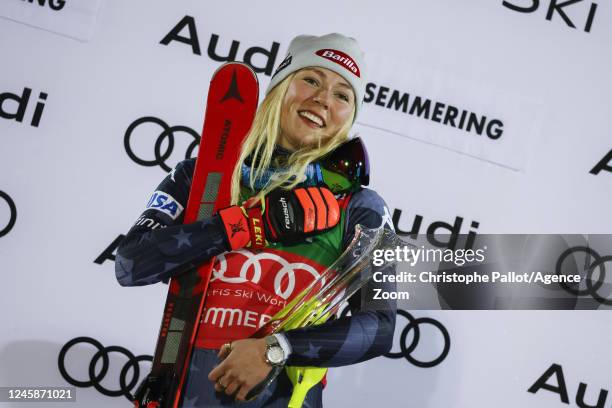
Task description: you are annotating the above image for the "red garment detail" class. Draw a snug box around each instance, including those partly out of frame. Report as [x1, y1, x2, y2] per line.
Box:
[218, 206, 250, 250]
[246, 206, 266, 249]
[195, 248, 327, 349]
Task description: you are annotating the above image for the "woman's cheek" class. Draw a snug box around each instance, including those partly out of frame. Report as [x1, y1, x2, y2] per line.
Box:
[292, 82, 311, 98]
[339, 104, 353, 122]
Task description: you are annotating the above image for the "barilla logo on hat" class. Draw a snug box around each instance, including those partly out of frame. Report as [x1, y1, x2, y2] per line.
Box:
[315, 49, 360, 78]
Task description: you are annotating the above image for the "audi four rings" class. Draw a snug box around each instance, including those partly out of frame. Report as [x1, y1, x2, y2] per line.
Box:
[340, 308, 450, 368]
[58, 336, 152, 401]
[0, 190, 17, 238]
[211, 250, 323, 299]
[556, 245, 612, 305]
[124, 116, 200, 172]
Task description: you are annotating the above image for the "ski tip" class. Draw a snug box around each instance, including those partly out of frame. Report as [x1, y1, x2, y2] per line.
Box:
[211, 61, 259, 84]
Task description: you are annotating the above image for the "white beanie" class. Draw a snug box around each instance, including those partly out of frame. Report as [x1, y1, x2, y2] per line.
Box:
[266, 33, 367, 120]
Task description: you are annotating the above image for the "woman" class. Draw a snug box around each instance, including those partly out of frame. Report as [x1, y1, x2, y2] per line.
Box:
[116, 33, 396, 407]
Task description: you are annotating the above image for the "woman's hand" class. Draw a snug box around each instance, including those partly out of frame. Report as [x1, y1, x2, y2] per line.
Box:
[217, 186, 340, 250]
[207, 338, 272, 401]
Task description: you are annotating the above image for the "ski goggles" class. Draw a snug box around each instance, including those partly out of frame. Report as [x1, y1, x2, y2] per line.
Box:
[241, 137, 371, 194]
[319, 137, 370, 193]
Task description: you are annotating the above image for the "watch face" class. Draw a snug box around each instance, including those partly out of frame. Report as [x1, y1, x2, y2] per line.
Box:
[267, 346, 284, 364]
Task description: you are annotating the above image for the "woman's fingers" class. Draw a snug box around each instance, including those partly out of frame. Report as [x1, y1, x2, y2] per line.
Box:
[208, 338, 270, 400]
[217, 370, 242, 397]
[235, 383, 252, 402]
[223, 379, 240, 396]
[209, 343, 234, 381]
[213, 370, 234, 393]
[214, 379, 225, 393]
[217, 342, 232, 359]
[207, 360, 226, 382]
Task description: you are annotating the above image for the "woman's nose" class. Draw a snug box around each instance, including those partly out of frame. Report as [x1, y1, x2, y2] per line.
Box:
[312, 89, 332, 109]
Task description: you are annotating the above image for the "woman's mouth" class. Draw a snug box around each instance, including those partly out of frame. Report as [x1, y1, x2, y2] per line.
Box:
[298, 110, 325, 128]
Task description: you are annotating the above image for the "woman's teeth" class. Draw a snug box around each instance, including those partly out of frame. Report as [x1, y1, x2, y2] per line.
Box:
[299, 111, 324, 127]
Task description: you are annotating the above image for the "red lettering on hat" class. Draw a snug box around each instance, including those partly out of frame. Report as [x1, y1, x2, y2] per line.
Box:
[315, 49, 360, 78]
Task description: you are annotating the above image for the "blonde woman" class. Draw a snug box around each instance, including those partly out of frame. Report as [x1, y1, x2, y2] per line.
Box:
[117, 33, 396, 407]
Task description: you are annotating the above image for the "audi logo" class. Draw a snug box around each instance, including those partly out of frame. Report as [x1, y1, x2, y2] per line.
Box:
[212, 249, 323, 299]
[58, 337, 152, 401]
[124, 116, 200, 172]
[341, 308, 450, 368]
[0, 191, 17, 238]
[556, 245, 612, 306]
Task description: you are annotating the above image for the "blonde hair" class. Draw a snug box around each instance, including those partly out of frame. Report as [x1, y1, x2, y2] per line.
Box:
[230, 71, 356, 204]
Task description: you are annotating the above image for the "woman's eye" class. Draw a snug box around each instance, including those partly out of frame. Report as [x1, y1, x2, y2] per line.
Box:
[336, 93, 350, 102]
[304, 77, 318, 86]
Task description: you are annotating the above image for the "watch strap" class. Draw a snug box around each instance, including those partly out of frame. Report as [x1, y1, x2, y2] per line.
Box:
[245, 365, 283, 402]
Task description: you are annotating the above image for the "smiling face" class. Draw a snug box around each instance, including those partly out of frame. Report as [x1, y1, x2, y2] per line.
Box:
[278, 67, 355, 151]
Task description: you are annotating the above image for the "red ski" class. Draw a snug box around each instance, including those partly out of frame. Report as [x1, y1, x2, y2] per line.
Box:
[134, 62, 259, 408]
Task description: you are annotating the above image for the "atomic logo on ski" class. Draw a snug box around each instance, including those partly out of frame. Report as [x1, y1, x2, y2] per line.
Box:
[220, 69, 244, 103]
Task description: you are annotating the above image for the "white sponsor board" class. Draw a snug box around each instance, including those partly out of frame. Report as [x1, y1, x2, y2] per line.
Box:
[1, 0, 611, 407]
[0, 0, 102, 41]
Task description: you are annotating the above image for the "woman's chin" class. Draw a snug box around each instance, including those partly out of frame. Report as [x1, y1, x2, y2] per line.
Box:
[280, 134, 320, 150]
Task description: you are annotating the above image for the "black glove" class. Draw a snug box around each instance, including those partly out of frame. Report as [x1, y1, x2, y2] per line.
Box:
[218, 186, 340, 250]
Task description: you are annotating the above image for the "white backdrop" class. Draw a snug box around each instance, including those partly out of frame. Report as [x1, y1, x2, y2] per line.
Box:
[1, 0, 611, 407]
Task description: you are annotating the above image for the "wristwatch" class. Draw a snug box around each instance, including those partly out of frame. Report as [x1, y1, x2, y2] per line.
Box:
[264, 335, 286, 367]
[246, 336, 286, 401]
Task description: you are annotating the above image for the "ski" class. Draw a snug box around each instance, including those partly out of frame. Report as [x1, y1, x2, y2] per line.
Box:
[134, 62, 259, 408]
